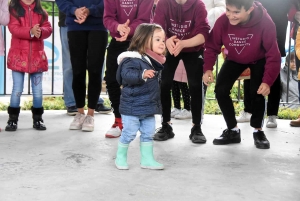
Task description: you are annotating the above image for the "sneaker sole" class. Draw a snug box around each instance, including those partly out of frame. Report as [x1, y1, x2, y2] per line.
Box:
[95, 110, 112, 114]
[67, 112, 78, 116]
[153, 134, 175, 141]
[105, 134, 121, 138]
[69, 126, 82, 130]
[82, 127, 94, 132]
[266, 124, 277, 128]
[236, 120, 250, 123]
[174, 117, 192, 119]
[213, 139, 241, 145]
[255, 143, 270, 149]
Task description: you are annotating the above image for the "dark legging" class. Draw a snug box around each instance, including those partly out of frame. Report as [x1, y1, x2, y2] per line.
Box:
[215, 59, 266, 129]
[68, 30, 108, 109]
[243, 74, 281, 116]
[104, 39, 130, 118]
[161, 51, 204, 125]
[172, 80, 190, 110]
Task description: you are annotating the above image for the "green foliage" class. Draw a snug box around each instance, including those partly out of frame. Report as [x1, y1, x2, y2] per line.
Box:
[41, 2, 59, 16]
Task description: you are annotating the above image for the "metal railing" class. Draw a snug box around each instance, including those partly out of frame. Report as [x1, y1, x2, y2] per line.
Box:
[0, 1, 298, 108]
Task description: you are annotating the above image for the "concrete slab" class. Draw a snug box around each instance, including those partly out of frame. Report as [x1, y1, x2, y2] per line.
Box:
[0, 110, 299, 201]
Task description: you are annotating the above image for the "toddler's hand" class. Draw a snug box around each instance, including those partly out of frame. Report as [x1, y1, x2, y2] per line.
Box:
[143, 70, 155, 79]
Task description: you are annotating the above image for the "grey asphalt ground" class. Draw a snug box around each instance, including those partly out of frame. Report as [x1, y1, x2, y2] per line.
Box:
[0, 108, 299, 201]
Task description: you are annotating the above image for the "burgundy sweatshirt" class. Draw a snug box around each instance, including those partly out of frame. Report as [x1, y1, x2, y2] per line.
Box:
[153, 0, 210, 52]
[103, 0, 153, 40]
[203, 2, 281, 86]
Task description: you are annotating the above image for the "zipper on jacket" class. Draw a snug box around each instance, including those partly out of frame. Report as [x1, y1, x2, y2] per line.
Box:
[29, 6, 32, 73]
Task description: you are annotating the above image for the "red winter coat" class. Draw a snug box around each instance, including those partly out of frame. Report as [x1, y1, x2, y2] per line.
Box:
[7, 1, 52, 73]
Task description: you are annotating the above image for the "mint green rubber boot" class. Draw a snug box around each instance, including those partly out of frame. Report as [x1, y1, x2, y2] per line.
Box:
[115, 142, 129, 170]
[140, 142, 164, 170]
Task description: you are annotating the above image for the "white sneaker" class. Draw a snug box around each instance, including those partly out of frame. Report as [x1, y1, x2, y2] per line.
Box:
[82, 115, 94, 132]
[174, 109, 192, 119]
[105, 123, 122, 138]
[171, 108, 181, 118]
[236, 111, 251, 123]
[69, 113, 86, 130]
[266, 115, 277, 128]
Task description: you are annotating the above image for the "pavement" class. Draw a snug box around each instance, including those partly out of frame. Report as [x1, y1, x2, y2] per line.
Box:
[0, 108, 299, 201]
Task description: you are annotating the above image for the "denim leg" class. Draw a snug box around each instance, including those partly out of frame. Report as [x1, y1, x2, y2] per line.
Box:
[139, 115, 155, 142]
[30, 72, 43, 108]
[119, 115, 140, 144]
[10, 71, 25, 108]
[60, 27, 76, 107]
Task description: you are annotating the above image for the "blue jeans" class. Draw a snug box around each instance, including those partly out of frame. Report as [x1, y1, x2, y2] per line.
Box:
[10, 71, 43, 108]
[59, 27, 104, 107]
[120, 114, 155, 144]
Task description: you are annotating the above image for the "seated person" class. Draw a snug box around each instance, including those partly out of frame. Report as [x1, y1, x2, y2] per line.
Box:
[280, 52, 299, 109]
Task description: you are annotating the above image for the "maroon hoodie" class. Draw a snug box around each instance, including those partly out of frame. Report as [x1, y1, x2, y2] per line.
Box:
[153, 0, 210, 52]
[203, 2, 281, 86]
[103, 0, 153, 40]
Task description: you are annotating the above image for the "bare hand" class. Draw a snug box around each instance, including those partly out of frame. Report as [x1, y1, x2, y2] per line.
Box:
[143, 70, 155, 79]
[173, 38, 185, 57]
[166, 36, 177, 55]
[202, 70, 214, 86]
[117, 19, 130, 36]
[257, 83, 270, 96]
[74, 7, 88, 24]
[31, 24, 41, 38]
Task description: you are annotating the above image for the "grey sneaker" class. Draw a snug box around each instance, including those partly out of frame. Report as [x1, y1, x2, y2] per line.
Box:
[69, 113, 86, 130]
[266, 115, 277, 128]
[236, 111, 251, 123]
[171, 108, 181, 118]
[82, 115, 94, 132]
[174, 109, 192, 119]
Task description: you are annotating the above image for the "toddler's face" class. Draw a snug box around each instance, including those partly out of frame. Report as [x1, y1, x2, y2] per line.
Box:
[289, 58, 296, 71]
[226, 4, 254, 26]
[151, 29, 166, 55]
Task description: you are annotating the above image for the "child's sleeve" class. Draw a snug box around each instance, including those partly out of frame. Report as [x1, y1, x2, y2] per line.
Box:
[55, 0, 77, 16]
[203, 17, 223, 72]
[103, 0, 119, 34]
[191, 1, 210, 42]
[39, 12, 52, 40]
[0, 0, 9, 26]
[86, 1, 104, 18]
[120, 60, 145, 86]
[261, 20, 281, 87]
[8, 14, 32, 39]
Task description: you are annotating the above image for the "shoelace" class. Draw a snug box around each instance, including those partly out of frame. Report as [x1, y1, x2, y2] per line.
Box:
[268, 116, 277, 123]
[257, 132, 267, 141]
[84, 116, 93, 124]
[74, 114, 84, 122]
[221, 129, 231, 137]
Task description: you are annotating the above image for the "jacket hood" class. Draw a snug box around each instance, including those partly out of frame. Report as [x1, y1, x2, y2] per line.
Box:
[170, 0, 198, 22]
[240, 1, 266, 28]
[117, 51, 151, 65]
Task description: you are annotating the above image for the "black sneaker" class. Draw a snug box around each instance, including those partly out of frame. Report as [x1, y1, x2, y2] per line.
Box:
[67, 106, 78, 116]
[189, 125, 206, 143]
[213, 129, 241, 145]
[253, 131, 270, 149]
[153, 123, 175, 141]
[95, 104, 112, 114]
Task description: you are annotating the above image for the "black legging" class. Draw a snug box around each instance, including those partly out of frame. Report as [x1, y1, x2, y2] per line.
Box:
[160, 51, 204, 125]
[172, 81, 190, 110]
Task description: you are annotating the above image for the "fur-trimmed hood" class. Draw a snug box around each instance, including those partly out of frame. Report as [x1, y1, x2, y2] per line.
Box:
[117, 51, 151, 65]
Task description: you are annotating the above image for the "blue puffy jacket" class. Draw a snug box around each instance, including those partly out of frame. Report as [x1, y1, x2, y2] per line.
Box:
[116, 51, 163, 116]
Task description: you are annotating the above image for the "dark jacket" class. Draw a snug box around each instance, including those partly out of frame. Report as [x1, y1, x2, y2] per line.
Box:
[116, 51, 163, 116]
[55, 0, 106, 32]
